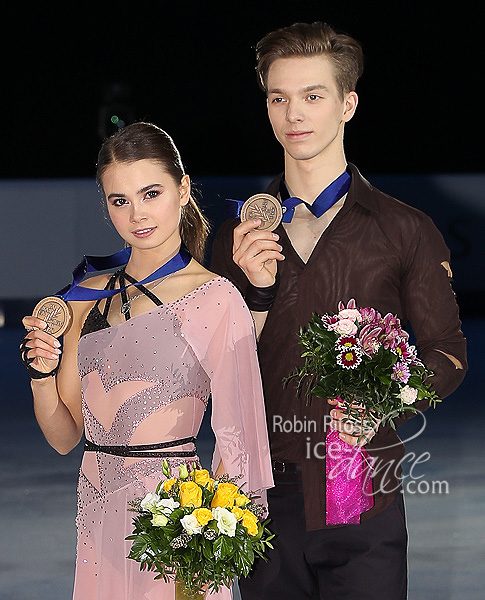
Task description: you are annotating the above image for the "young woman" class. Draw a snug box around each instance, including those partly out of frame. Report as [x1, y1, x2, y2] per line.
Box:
[21, 122, 273, 599]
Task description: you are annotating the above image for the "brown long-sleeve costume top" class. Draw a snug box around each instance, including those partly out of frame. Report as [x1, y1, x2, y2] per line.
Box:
[210, 164, 467, 530]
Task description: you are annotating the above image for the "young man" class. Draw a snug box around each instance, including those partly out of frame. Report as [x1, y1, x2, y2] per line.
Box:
[211, 22, 467, 599]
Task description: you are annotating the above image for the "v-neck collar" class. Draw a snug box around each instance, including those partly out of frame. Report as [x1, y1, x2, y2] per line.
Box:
[265, 163, 378, 270]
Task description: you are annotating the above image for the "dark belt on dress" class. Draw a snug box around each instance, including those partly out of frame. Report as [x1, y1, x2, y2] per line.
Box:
[84, 436, 197, 458]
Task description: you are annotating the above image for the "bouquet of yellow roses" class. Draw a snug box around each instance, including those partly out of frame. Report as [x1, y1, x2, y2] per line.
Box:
[127, 460, 274, 597]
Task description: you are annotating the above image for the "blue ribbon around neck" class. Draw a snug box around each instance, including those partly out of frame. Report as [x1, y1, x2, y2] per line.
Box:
[225, 168, 351, 223]
[55, 243, 192, 302]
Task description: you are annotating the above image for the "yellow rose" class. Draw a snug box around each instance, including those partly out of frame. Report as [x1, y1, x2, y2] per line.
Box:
[163, 478, 177, 492]
[234, 494, 250, 508]
[241, 509, 259, 536]
[231, 506, 244, 521]
[179, 481, 202, 508]
[193, 508, 213, 526]
[192, 469, 214, 491]
[211, 482, 240, 509]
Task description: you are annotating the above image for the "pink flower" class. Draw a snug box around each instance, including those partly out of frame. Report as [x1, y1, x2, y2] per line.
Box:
[338, 299, 357, 311]
[330, 318, 358, 336]
[338, 308, 362, 323]
[395, 341, 412, 361]
[359, 324, 383, 355]
[322, 314, 339, 330]
[392, 362, 410, 383]
[360, 307, 382, 325]
[382, 313, 403, 331]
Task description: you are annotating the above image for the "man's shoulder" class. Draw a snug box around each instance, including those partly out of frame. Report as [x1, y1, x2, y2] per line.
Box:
[350, 164, 432, 229]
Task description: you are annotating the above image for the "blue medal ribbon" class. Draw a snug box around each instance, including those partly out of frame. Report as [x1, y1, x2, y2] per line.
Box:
[279, 168, 351, 222]
[225, 168, 351, 223]
[55, 243, 192, 302]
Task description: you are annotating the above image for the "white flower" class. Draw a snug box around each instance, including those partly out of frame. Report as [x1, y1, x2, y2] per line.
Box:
[140, 492, 161, 513]
[212, 506, 237, 537]
[400, 385, 418, 405]
[156, 498, 180, 515]
[181, 513, 202, 535]
[151, 513, 169, 527]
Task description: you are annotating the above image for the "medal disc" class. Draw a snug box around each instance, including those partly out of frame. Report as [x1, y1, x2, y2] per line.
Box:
[240, 193, 283, 232]
[33, 296, 72, 338]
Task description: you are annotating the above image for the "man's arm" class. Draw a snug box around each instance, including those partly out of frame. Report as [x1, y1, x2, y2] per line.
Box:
[210, 218, 284, 338]
[392, 216, 467, 427]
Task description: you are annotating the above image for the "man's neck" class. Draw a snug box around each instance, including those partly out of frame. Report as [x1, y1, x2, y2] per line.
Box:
[284, 153, 348, 205]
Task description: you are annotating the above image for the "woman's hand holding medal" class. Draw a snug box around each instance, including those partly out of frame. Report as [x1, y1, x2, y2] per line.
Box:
[20, 311, 63, 380]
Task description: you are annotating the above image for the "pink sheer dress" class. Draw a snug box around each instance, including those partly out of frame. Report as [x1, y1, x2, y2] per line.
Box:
[72, 276, 273, 599]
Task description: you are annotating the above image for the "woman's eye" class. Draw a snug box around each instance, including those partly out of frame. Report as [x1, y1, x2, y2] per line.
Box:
[113, 197, 128, 207]
[145, 189, 160, 200]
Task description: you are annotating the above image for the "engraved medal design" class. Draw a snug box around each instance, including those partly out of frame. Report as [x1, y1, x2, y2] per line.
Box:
[240, 193, 283, 232]
[33, 296, 72, 337]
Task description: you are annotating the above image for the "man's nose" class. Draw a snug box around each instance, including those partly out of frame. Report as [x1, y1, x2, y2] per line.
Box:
[286, 101, 304, 123]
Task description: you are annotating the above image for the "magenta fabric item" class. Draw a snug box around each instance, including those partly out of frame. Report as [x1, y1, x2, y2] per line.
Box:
[73, 277, 273, 600]
[325, 429, 374, 525]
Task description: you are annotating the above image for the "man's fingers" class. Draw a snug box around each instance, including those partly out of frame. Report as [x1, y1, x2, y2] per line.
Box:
[235, 238, 284, 264]
[233, 219, 264, 252]
[233, 222, 280, 254]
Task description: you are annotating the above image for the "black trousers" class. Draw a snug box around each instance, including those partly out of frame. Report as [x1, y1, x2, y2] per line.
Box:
[239, 469, 408, 600]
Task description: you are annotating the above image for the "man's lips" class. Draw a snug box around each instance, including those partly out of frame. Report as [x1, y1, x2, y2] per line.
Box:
[285, 130, 312, 140]
[132, 227, 156, 238]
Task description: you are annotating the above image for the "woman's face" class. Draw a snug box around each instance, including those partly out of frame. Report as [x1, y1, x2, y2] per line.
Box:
[102, 159, 190, 253]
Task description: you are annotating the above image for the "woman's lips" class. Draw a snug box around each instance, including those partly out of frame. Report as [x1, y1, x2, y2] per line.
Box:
[132, 227, 156, 238]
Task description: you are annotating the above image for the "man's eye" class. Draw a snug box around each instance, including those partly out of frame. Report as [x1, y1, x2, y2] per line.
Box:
[307, 94, 321, 101]
[271, 97, 285, 103]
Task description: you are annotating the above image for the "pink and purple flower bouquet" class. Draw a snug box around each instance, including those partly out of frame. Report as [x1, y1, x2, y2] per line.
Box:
[288, 299, 440, 431]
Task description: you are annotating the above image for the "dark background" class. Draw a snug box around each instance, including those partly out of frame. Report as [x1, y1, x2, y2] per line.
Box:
[1, 1, 482, 179]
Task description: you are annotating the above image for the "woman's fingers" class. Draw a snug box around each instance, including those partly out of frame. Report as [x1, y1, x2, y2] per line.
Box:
[21, 315, 62, 370]
[22, 315, 48, 331]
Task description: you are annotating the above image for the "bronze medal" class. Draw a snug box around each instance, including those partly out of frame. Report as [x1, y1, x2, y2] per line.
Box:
[240, 193, 283, 232]
[33, 296, 72, 338]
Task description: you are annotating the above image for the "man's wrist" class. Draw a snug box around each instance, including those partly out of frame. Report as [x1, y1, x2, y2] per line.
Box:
[244, 272, 280, 312]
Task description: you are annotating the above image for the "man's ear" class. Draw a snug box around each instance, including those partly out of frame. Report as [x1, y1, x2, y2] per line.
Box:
[342, 91, 358, 123]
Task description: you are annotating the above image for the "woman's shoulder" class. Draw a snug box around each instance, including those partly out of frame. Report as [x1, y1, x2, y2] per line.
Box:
[77, 273, 112, 290]
[177, 271, 248, 317]
[66, 273, 113, 327]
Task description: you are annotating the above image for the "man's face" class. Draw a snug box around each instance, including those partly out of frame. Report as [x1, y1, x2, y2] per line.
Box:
[266, 55, 357, 164]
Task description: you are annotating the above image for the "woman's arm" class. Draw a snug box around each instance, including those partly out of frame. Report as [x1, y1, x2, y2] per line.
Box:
[22, 301, 87, 454]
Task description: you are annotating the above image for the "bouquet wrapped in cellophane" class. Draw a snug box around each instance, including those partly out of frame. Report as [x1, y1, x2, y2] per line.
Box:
[286, 299, 440, 525]
[127, 460, 274, 598]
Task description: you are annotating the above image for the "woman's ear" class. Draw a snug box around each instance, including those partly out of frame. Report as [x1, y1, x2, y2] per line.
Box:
[179, 174, 191, 206]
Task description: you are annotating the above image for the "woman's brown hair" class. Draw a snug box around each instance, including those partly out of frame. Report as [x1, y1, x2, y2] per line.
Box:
[96, 122, 210, 263]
